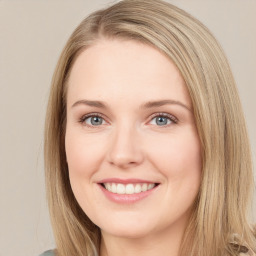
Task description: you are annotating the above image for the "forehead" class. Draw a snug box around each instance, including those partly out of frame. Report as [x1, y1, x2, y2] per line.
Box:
[67, 39, 191, 109]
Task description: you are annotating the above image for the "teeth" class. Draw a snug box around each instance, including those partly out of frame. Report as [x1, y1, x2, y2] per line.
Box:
[116, 184, 125, 194]
[103, 183, 157, 194]
[126, 184, 134, 194]
[134, 184, 141, 193]
[106, 183, 111, 191]
[142, 183, 148, 192]
[148, 183, 154, 190]
[112, 183, 117, 193]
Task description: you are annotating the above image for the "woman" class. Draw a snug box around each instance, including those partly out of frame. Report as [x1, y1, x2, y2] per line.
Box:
[42, 0, 256, 255]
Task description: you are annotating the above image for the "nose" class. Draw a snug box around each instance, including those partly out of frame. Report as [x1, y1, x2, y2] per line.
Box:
[107, 125, 144, 169]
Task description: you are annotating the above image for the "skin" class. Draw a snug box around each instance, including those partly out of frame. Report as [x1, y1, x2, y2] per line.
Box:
[65, 39, 202, 256]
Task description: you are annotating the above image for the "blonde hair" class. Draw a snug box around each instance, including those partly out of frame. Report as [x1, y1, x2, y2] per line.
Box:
[44, 0, 256, 255]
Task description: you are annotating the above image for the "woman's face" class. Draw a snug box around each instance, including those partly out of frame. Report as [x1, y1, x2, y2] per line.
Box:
[65, 39, 202, 239]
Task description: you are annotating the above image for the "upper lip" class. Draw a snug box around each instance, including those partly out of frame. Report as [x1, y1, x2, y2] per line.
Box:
[98, 178, 159, 184]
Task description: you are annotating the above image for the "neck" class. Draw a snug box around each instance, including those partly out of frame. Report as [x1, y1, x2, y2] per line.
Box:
[100, 218, 189, 256]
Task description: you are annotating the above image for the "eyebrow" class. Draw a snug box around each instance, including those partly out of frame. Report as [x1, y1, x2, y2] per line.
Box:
[71, 99, 191, 111]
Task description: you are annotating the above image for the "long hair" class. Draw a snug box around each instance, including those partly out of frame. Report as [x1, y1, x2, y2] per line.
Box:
[44, 0, 256, 255]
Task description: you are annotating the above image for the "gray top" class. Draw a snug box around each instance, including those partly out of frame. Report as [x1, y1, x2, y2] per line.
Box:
[39, 250, 55, 256]
[39, 245, 255, 255]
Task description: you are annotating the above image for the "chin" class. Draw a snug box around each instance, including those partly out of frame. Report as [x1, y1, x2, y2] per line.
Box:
[99, 217, 155, 239]
[102, 226, 152, 239]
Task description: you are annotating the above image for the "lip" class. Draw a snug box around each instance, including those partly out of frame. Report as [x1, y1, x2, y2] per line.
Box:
[97, 178, 160, 204]
[98, 178, 157, 184]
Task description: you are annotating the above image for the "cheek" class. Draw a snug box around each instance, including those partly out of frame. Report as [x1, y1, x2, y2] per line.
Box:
[65, 129, 106, 177]
[65, 129, 106, 211]
[148, 130, 202, 217]
[149, 131, 201, 174]
[147, 128, 202, 199]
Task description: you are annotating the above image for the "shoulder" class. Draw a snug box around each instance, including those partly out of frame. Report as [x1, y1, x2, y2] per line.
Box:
[39, 250, 55, 256]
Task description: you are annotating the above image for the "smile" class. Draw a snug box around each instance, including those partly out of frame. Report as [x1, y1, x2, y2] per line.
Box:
[102, 183, 157, 194]
[98, 179, 160, 203]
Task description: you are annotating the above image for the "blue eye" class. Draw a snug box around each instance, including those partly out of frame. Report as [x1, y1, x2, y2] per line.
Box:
[153, 116, 170, 126]
[80, 114, 106, 127]
[87, 116, 103, 125]
[79, 112, 177, 128]
[150, 113, 177, 127]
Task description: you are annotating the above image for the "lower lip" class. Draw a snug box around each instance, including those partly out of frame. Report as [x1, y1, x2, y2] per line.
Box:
[98, 184, 159, 204]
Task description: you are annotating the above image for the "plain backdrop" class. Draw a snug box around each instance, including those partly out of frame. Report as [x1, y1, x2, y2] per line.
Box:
[0, 0, 255, 255]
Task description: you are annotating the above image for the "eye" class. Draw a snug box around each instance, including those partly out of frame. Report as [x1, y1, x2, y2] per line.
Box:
[149, 113, 178, 127]
[79, 112, 178, 128]
[79, 113, 107, 128]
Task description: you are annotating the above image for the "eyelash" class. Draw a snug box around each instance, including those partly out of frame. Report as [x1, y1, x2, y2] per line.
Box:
[78, 112, 178, 128]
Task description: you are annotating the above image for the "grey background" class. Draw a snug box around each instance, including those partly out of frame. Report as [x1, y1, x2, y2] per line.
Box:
[0, 1, 255, 255]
